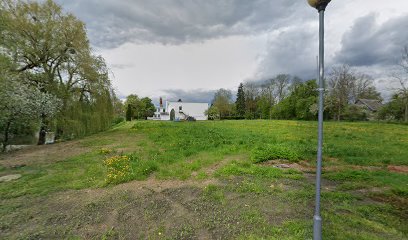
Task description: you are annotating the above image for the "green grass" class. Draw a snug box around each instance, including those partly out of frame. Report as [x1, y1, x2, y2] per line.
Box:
[0, 120, 407, 239]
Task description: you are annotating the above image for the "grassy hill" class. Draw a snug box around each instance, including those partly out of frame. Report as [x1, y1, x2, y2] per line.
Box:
[0, 120, 407, 239]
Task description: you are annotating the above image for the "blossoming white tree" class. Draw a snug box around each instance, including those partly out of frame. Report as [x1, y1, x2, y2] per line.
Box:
[0, 80, 61, 152]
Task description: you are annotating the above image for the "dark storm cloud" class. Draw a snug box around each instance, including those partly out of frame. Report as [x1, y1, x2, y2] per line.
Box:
[55, 0, 311, 49]
[335, 13, 408, 67]
[161, 89, 217, 104]
[256, 24, 318, 80]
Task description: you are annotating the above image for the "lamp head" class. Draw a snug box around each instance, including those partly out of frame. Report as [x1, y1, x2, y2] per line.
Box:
[308, 0, 331, 11]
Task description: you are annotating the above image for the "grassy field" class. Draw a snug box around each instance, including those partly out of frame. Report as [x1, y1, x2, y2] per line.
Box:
[0, 120, 407, 239]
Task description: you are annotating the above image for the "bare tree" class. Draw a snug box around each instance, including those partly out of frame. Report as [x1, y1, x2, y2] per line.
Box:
[274, 74, 291, 103]
[244, 82, 259, 119]
[328, 65, 355, 120]
[396, 46, 408, 121]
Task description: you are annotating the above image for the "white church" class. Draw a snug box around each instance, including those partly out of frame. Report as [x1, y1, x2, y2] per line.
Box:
[148, 97, 209, 121]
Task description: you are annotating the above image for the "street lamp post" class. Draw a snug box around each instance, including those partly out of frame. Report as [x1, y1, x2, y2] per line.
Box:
[307, 1, 331, 240]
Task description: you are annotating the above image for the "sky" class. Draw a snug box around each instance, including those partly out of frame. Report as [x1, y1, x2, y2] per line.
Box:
[54, 0, 408, 103]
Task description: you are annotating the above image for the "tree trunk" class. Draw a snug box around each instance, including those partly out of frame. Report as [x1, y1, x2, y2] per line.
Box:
[2, 121, 11, 152]
[405, 102, 408, 122]
[338, 103, 341, 121]
[37, 114, 47, 145]
[38, 126, 46, 145]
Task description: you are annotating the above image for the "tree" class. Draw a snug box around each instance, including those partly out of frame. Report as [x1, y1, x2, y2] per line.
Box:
[124, 94, 140, 119]
[327, 65, 355, 121]
[395, 46, 408, 122]
[352, 74, 382, 101]
[274, 74, 291, 103]
[124, 95, 155, 120]
[378, 94, 406, 121]
[170, 109, 175, 121]
[1, 0, 116, 141]
[235, 83, 246, 118]
[125, 104, 132, 121]
[327, 65, 382, 120]
[244, 82, 259, 119]
[212, 89, 233, 119]
[140, 97, 156, 119]
[271, 80, 318, 120]
[0, 81, 61, 151]
[205, 106, 220, 120]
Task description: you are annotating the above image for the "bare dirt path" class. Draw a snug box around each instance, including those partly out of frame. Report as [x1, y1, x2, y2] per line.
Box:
[0, 140, 89, 168]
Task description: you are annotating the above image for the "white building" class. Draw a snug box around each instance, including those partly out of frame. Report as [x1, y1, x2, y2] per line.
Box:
[148, 98, 209, 121]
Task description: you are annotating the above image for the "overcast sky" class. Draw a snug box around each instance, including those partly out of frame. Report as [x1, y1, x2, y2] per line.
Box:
[54, 0, 408, 102]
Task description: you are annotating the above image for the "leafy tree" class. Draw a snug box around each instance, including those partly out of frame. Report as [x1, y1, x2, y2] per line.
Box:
[140, 97, 156, 119]
[125, 104, 132, 121]
[124, 95, 155, 120]
[1, 0, 116, 142]
[205, 106, 220, 120]
[212, 89, 233, 119]
[271, 80, 318, 120]
[235, 83, 246, 118]
[0, 81, 61, 151]
[343, 105, 367, 121]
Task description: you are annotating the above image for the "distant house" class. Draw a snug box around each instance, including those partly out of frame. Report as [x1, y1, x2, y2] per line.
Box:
[354, 99, 383, 120]
[148, 98, 209, 121]
[355, 99, 383, 112]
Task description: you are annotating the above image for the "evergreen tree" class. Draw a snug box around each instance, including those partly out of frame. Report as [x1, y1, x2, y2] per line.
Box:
[235, 83, 246, 118]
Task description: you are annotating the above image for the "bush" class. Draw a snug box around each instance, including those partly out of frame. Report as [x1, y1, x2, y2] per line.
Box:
[112, 116, 125, 125]
[251, 144, 300, 163]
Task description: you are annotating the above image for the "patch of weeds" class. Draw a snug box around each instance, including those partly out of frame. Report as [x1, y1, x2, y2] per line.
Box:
[170, 224, 196, 240]
[128, 153, 158, 180]
[322, 191, 358, 203]
[325, 170, 408, 198]
[325, 170, 371, 181]
[101, 227, 120, 240]
[234, 179, 269, 194]
[103, 155, 132, 184]
[195, 171, 208, 180]
[215, 160, 302, 180]
[99, 147, 115, 155]
[251, 143, 301, 163]
[203, 184, 225, 203]
[281, 220, 311, 239]
[240, 209, 266, 225]
[391, 186, 408, 198]
[336, 181, 368, 191]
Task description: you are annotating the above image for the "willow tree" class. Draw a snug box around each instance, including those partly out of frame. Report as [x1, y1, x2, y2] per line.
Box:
[1, 0, 115, 141]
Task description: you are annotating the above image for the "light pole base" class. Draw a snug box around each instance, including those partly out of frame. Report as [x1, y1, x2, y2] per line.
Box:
[313, 215, 322, 240]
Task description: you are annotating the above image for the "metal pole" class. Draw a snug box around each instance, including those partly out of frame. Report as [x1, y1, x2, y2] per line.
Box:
[313, 8, 325, 240]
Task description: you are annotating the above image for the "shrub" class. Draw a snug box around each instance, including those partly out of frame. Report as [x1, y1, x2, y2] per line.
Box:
[251, 144, 300, 163]
[103, 155, 132, 184]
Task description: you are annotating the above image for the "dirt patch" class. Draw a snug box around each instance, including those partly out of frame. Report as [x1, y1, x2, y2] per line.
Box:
[387, 165, 408, 174]
[0, 175, 309, 239]
[0, 140, 89, 168]
[259, 160, 314, 172]
[258, 159, 385, 173]
[0, 174, 22, 182]
[190, 154, 247, 178]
